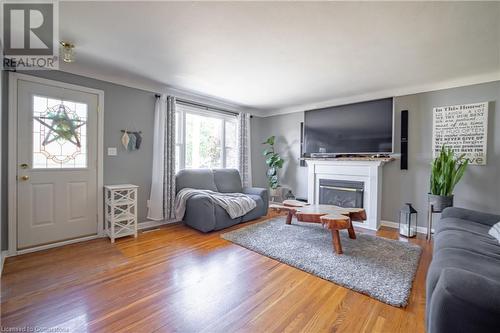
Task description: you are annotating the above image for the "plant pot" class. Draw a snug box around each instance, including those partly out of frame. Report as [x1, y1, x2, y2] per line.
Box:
[270, 186, 283, 203]
[428, 193, 454, 212]
[270, 186, 281, 196]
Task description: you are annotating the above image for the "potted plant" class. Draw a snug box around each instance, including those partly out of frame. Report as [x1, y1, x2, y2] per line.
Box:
[429, 145, 469, 211]
[262, 136, 284, 197]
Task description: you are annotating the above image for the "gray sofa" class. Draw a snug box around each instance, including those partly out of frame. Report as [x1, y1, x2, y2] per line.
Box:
[426, 207, 500, 333]
[175, 168, 268, 232]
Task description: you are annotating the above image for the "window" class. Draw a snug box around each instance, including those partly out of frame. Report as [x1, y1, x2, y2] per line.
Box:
[176, 103, 238, 171]
[32, 95, 88, 168]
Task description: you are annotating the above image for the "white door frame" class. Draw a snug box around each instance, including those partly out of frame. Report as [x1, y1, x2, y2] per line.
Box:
[8, 73, 105, 256]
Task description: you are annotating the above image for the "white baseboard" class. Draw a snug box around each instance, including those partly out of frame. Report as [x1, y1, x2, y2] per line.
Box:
[138, 219, 180, 231]
[4, 221, 180, 260]
[16, 235, 102, 256]
[1, 250, 9, 276]
[352, 221, 378, 231]
[380, 220, 434, 235]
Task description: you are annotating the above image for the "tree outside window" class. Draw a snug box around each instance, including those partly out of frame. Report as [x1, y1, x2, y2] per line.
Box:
[176, 105, 238, 171]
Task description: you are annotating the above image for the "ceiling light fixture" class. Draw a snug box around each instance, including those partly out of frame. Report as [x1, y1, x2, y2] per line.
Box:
[60, 41, 75, 63]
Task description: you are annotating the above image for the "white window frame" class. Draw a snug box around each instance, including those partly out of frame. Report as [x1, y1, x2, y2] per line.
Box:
[176, 103, 238, 170]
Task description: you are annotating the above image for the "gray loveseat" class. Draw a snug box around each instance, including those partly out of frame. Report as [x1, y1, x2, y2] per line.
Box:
[426, 207, 500, 333]
[176, 168, 268, 232]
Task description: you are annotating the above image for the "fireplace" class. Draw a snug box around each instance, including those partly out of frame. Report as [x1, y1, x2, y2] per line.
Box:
[319, 179, 364, 208]
[307, 159, 391, 230]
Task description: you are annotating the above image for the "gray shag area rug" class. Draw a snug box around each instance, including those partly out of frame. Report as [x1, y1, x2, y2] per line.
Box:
[221, 217, 422, 307]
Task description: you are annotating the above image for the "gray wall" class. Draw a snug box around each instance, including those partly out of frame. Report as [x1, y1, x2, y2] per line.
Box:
[251, 112, 307, 199]
[2, 71, 156, 249]
[251, 81, 500, 227]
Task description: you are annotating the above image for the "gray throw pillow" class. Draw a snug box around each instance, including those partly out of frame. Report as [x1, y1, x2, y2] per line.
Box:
[488, 222, 500, 243]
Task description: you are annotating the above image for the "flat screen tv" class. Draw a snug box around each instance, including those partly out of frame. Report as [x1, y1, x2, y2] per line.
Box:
[304, 98, 393, 156]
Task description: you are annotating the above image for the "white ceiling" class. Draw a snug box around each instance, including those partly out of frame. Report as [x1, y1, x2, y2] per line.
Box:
[59, 1, 500, 116]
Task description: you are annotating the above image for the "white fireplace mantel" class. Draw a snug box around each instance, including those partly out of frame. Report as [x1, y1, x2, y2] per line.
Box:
[306, 158, 393, 231]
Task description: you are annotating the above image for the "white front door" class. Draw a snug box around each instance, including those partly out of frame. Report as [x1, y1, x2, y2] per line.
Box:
[16, 79, 99, 249]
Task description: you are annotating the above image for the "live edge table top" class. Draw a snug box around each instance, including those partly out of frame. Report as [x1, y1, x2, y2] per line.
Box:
[269, 200, 367, 224]
[268, 200, 367, 254]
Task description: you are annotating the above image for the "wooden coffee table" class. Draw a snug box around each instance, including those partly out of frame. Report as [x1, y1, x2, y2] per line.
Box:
[269, 200, 366, 254]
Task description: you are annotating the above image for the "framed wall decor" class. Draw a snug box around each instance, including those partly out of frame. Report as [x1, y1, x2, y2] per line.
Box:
[432, 102, 489, 165]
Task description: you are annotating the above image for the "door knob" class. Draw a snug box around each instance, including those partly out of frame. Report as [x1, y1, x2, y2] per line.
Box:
[20, 175, 29, 181]
[20, 163, 29, 169]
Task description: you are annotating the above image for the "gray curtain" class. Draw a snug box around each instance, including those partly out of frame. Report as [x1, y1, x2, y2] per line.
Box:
[238, 112, 252, 187]
[164, 96, 176, 220]
[147, 95, 176, 221]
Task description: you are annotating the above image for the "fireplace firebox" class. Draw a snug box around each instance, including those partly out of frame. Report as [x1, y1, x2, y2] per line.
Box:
[319, 179, 364, 208]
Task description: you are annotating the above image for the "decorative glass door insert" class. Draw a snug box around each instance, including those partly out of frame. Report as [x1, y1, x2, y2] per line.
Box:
[32, 95, 88, 168]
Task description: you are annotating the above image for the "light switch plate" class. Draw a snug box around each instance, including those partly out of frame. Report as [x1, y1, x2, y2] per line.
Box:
[107, 147, 117, 156]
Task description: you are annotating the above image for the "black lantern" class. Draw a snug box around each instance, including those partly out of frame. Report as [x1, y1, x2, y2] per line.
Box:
[399, 203, 417, 238]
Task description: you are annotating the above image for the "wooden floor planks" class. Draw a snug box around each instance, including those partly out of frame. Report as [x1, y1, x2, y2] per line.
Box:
[1, 212, 432, 332]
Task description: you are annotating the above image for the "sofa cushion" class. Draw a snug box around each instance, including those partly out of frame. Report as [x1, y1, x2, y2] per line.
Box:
[433, 229, 500, 260]
[427, 247, 500, 304]
[436, 217, 492, 237]
[183, 193, 243, 232]
[213, 204, 242, 230]
[213, 169, 243, 193]
[427, 208, 500, 333]
[184, 194, 217, 232]
[176, 169, 217, 193]
[241, 194, 265, 222]
[441, 207, 500, 227]
[427, 268, 500, 333]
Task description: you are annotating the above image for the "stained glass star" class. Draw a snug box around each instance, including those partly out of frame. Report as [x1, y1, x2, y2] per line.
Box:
[34, 104, 86, 148]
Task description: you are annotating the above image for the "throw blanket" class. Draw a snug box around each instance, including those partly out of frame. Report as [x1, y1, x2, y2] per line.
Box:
[175, 188, 257, 220]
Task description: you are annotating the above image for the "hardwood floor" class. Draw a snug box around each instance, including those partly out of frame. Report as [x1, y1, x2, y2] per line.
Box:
[1, 213, 432, 332]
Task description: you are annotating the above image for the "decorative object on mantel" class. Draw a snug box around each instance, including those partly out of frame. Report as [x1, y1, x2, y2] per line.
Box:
[262, 135, 285, 194]
[121, 130, 143, 151]
[427, 145, 469, 240]
[399, 203, 417, 238]
[432, 101, 488, 165]
[104, 184, 138, 243]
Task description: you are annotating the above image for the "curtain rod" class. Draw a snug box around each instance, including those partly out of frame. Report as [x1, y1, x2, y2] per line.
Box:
[176, 98, 239, 117]
[155, 94, 237, 116]
[155, 94, 250, 117]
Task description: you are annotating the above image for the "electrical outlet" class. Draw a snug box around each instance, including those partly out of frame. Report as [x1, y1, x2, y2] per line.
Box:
[107, 147, 117, 156]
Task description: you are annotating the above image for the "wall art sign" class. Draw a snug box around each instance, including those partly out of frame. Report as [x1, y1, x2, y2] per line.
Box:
[432, 102, 489, 165]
